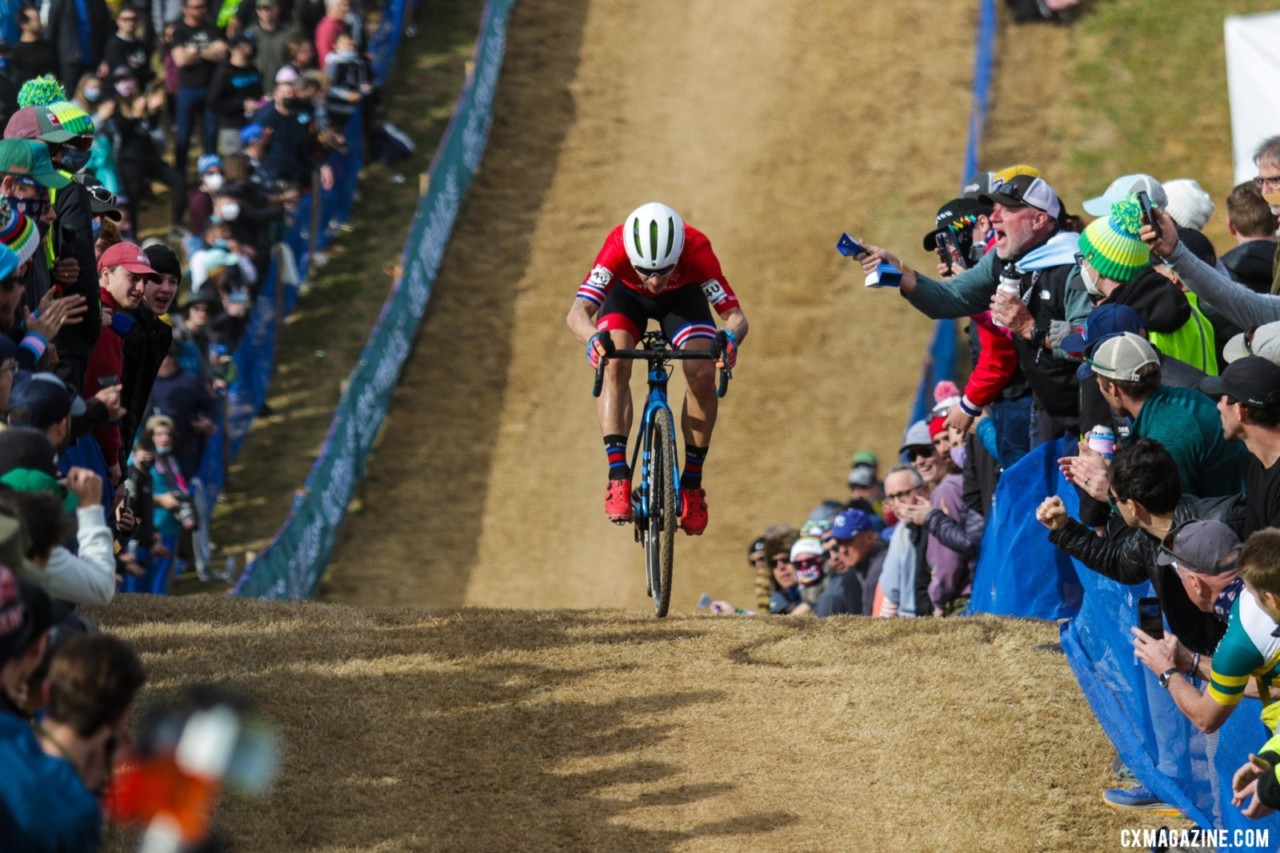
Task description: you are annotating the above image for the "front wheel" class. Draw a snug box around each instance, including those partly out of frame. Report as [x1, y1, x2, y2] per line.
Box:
[644, 407, 677, 617]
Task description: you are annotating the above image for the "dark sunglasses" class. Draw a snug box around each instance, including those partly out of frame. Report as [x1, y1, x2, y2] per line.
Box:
[885, 486, 920, 502]
[770, 555, 789, 566]
[634, 264, 675, 279]
[85, 184, 117, 207]
[793, 557, 823, 569]
[905, 446, 934, 462]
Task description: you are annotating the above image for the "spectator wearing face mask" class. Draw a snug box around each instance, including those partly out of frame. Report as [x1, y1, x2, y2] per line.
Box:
[185, 153, 224, 243]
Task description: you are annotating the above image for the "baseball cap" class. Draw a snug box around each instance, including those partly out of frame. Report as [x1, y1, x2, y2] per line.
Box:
[239, 123, 265, 146]
[1225, 323, 1280, 366]
[97, 241, 158, 276]
[79, 174, 122, 222]
[1085, 333, 1159, 382]
[1155, 520, 1241, 576]
[0, 426, 60, 477]
[850, 450, 877, 468]
[922, 197, 991, 251]
[900, 420, 932, 453]
[1082, 173, 1167, 218]
[1063, 304, 1145, 362]
[8, 371, 86, 429]
[4, 105, 78, 144]
[980, 174, 1062, 220]
[1198, 356, 1280, 408]
[827, 509, 874, 541]
[197, 153, 223, 174]
[848, 466, 876, 488]
[0, 138, 70, 188]
[961, 172, 994, 200]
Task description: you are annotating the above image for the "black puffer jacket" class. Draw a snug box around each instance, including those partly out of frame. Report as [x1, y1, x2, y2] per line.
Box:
[1048, 494, 1245, 655]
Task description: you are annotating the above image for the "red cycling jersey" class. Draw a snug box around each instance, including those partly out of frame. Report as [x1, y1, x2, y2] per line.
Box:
[576, 224, 740, 316]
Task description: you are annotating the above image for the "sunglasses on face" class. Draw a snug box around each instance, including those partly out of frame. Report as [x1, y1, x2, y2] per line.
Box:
[885, 486, 921, 502]
[906, 446, 934, 462]
[634, 264, 676, 279]
[793, 557, 823, 569]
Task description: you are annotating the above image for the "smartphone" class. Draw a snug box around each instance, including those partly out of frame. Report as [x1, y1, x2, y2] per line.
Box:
[836, 233, 867, 257]
[1136, 191, 1160, 241]
[936, 229, 965, 274]
[1137, 596, 1163, 639]
[98, 374, 119, 388]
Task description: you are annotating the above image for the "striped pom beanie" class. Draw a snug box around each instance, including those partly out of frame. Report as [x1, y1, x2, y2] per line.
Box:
[16, 76, 66, 109]
[0, 207, 39, 266]
[1077, 194, 1150, 284]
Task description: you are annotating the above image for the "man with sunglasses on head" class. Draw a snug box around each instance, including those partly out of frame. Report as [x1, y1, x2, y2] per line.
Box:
[567, 202, 749, 535]
[856, 172, 1084, 444]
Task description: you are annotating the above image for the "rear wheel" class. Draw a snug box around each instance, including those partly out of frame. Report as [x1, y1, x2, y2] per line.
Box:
[644, 408, 677, 617]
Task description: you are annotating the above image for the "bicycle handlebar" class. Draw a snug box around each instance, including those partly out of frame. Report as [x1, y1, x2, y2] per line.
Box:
[591, 331, 732, 399]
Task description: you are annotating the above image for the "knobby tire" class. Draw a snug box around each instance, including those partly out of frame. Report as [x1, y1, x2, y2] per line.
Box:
[646, 408, 677, 617]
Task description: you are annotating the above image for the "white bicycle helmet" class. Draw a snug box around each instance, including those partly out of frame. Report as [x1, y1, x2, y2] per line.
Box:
[624, 202, 685, 270]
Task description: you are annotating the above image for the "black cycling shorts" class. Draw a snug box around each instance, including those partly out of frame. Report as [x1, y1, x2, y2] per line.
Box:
[596, 284, 717, 348]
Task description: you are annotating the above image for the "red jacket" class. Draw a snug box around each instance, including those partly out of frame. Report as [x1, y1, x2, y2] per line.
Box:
[962, 311, 1019, 411]
[81, 288, 135, 468]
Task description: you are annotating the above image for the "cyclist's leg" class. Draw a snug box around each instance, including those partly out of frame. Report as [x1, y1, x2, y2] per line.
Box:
[595, 287, 647, 522]
[661, 291, 718, 534]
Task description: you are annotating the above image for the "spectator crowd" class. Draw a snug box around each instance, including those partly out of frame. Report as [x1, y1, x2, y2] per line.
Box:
[0, 0, 403, 844]
[709, 149, 1280, 825]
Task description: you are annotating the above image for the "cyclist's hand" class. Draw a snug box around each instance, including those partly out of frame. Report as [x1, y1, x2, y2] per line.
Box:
[586, 332, 609, 369]
[717, 329, 738, 369]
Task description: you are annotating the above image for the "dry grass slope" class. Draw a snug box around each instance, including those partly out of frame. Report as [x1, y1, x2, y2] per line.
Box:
[98, 596, 1173, 851]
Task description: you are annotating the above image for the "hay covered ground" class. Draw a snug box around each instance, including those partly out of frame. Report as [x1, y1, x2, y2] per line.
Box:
[123, 0, 1280, 848]
[98, 596, 1174, 851]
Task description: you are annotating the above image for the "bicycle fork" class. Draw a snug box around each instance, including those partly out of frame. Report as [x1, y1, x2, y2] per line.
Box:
[630, 365, 684, 538]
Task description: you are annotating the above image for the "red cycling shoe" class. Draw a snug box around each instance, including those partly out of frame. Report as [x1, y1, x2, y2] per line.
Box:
[679, 488, 708, 535]
[605, 478, 633, 524]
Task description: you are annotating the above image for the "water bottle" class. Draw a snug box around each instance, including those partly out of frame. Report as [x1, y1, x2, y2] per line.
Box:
[993, 261, 1022, 328]
[1087, 425, 1116, 460]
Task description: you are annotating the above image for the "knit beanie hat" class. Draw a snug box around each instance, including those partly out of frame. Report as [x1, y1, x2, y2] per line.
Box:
[1077, 195, 1150, 284]
[1163, 178, 1215, 231]
[0, 205, 39, 266]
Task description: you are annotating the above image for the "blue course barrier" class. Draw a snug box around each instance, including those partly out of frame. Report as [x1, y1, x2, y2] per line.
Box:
[1060, 485, 1280, 848]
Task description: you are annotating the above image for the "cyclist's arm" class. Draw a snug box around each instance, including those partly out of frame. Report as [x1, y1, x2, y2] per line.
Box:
[566, 296, 602, 347]
[720, 307, 748, 344]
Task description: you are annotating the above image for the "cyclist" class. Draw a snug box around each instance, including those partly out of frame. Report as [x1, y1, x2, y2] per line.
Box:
[566, 202, 749, 535]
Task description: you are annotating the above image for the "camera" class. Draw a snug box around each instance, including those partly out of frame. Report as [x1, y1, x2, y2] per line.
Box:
[174, 494, 198, 531]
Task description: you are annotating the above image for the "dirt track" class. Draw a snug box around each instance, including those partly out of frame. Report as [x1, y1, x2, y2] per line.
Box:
[323, 0, 993, 612]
